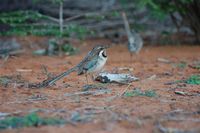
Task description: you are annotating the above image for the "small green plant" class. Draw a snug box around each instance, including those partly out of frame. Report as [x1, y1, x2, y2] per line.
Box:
[124, 88, 157, 97]
[190, 62, 200, 70]
[62, 44, 78, 55]
[0, 75, 24, 87]
[194, 65, 200, 70]
[0, 76, 11, 86]
[176, 61, 187, 69]
[0, 113, 66, 130]
[172, 61, 187, 69]
[33, 38, 78, 56]
[0, 10, 46, 24]
[185, 75, 200, 85]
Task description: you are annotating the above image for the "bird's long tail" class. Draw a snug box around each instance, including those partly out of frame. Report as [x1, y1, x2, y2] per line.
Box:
[39, 67, 77, 87]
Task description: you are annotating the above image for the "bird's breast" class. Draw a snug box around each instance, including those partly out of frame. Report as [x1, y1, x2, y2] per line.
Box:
[95, 56, 107, 72]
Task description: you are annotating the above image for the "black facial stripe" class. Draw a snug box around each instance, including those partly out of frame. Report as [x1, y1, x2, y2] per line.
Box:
[102, 50, 107, 58]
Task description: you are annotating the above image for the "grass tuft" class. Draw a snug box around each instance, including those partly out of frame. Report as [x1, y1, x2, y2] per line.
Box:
[33, 38, 78, 56]
[176, 61, 187, 69]
[0, 76, 11, 86]
[185, 75, 200, 85]
[124, 88, 157, 97]
[0, 113, 66, 130]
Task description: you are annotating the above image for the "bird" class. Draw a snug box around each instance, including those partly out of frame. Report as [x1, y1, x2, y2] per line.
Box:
[121, 12, 143, 58]
[39, 45, 109, 87]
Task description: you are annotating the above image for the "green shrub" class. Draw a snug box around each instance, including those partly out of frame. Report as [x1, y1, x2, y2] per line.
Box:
[186, 75, 200, 85]
[0, 113, 66, 130]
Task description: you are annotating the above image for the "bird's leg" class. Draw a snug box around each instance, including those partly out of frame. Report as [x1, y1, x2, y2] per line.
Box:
[91, 74, 96, 81]
[135, 53, 139, 62]
[93, 74, 95, 81]
[130, 53, 133, 64]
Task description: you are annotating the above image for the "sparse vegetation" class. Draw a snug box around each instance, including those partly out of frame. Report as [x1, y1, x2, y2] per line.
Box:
[189, 62, 200, 70]
[185, 75, 200, 85]
[0, 10, 89, 39]
[172, 61, 187, 69]
[176, 61, 187, 69]
[0, 75, 25, 87]
[124, 88, 157, 97]
[134, 0, 200, 42]
[0, 1, 199, 133]
[0, 76, 11, 86]
[33, 38, 78, 56]
[0, 113, 66, 130]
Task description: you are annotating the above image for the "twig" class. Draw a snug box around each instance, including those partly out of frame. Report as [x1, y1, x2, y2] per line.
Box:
[157, 58, 171, 64]
[155, 122, 200, 133]
[26, 95, 48, 101]
[174, 90, 186, 96]
[160, 109, 200, 122]
[147, 74, 157, 80]
[39, 13, 59, 23]
[16, 69, 32, 72]
[118, 67, 133, 72]
[40, 65, 53, 79]
[162, 117, 200, 122]
[64, 89, 111, 97]
[0, 111, 22, 118]
[156, 122, 180, 133]
[64, 14, 84, 22]
[41, 65, 48, 75]
[119, 83, 132, 97]
[8, 49, 25, 55]
[105, 83, 132, 102]
[0, 112, 10, 118]
[77, 105, 116, 111]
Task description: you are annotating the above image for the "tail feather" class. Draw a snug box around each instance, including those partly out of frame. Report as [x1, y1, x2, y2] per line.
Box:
[40, 67, 77, 87]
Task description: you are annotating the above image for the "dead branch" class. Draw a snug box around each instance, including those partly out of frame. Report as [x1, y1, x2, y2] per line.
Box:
[64, 89, 111, 97]
[155, 122, 199, 133]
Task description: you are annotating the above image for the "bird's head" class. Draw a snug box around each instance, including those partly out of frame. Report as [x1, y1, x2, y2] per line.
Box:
[94, 45, 110, 58]
[92, 45, 110, 58]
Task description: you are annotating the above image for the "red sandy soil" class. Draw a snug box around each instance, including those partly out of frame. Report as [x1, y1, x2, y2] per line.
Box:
[0, 37, 200, 133]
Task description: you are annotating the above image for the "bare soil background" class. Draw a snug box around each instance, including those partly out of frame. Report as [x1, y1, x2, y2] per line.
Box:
[0, 37, 200, 133]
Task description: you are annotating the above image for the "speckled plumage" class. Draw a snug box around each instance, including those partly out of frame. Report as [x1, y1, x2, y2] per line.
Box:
[40, 45, 108, 87]
[127, 30, 143, 54]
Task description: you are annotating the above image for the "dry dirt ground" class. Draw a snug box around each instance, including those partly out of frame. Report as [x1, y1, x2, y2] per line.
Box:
[0, 37, 200, 133]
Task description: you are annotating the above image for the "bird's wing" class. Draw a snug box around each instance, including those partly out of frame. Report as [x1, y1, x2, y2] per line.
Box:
[77, 53, 99, 75]
[78, 49, 98, 66]
[83, 55, 98, 70]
